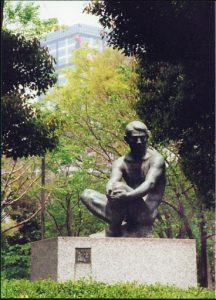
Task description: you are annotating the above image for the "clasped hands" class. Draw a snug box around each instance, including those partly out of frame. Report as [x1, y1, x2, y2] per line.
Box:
[106, 186, 129, 205]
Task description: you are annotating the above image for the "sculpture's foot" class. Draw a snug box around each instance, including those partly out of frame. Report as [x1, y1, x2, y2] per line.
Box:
[138, 225, 153, 238]
[90, 224, 154, 238]
[105, 226, 122, 237]
[123, 224, 153, 238]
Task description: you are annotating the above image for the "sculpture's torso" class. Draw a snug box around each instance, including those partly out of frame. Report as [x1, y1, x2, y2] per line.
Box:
[120, 147, 164, 189]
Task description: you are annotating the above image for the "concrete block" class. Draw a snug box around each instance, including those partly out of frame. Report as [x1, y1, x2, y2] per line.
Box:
[31, 237, 197, 288]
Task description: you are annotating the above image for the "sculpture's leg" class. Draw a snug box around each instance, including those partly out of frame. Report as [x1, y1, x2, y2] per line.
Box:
[80, 189, 112, 223]
[125, 192, 162, 237]
[105, 202, 126, 237]
[80, 187, 127, 237]
[143, 181, 166, 227]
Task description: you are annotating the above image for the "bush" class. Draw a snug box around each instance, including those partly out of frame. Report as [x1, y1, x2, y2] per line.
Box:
[1, 243, 31, 279]
[1, 278, 215, 299]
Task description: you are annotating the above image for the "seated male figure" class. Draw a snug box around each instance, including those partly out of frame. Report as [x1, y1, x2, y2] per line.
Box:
[80, 121, 166, 237]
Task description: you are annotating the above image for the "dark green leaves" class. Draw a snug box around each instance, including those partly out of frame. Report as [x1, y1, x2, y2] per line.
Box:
[2, 30, 58, 159]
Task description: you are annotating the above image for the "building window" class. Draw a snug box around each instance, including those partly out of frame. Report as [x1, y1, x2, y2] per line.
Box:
[47, 43, 56, 51]
[58, 56, 67, 66]
[58, 39, 66, 49]
[68, 43, 75, 51]
[49, 49, 57, 59]
[68, 37, 75, 46]
[58, 48, 66, 57]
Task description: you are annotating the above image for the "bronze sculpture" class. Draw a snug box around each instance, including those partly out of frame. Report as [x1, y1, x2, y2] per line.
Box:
[80, 121, 166, 237]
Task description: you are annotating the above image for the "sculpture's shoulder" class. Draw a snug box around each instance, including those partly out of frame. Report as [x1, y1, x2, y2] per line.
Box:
[112, 156, 126, 169]
[113, 155, 134, 172]
[147, 146, 165, 167]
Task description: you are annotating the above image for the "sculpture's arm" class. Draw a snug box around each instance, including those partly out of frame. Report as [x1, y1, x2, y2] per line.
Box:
[127, 155, 165, 200]
[109, 154, 165, 202]
[106, 158, 123, 194]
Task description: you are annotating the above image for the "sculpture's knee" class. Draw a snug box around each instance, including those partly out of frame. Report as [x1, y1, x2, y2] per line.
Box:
[80, 189, 92, 205]
[80, 189, 105, 208]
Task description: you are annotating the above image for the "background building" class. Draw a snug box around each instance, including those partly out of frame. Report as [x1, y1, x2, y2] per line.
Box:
[41, 23, 107, 85]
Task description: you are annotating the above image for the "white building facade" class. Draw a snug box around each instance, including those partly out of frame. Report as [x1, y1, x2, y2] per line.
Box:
[41, 23, 107, 85]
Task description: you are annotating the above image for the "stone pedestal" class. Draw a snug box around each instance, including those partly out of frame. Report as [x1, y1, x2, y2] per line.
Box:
[31, 237, 197, 289]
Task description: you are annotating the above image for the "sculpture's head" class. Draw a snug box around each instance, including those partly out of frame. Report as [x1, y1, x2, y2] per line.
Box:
[124, 121, 149, 156]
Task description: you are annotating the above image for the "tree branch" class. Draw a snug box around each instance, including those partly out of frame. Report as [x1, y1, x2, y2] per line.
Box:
[161, 199, 182, 217]
[2, 159, 17, 197]
[2, 208, 41, 234]
[46, 209, 63, 236]
[2, 175, 40, 208]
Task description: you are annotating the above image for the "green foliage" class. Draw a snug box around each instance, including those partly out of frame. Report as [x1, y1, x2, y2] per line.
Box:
[152, 144, 215, 282]
[2, 30, 58, 159]
[42, 46, 139, 236]
[2, 30, 56, 97]
[41, 47, 214, 285]
[85, 1, 215, 209]
[1, 279, 215, 298]
[1, 156, 41, 226]
[45, 148, 106, 237]
[85, 1, 214, 63]
[136, 62, 214, 208]
[136, 63, 187, 141]
[1, 243, 31, 279]
[2, 95, 59, 159]
[1, 157, 41, 279]
[2, 0, 60, 159]
[3, 1, 58, 38]
[44, 46, 138, 162]
[1, 1, 60, 280]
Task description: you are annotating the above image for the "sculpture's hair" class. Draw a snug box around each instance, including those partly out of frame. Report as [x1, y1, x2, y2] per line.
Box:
[125, 121, 149, 137]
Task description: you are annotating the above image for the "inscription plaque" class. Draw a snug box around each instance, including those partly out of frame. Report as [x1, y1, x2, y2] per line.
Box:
[75, 248, 91, 264]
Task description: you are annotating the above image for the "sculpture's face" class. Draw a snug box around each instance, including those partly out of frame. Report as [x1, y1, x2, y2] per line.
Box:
[125, 130, 147, 155]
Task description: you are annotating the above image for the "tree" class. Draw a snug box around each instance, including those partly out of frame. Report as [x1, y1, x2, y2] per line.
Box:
[85, 1, 215, 287]
[153, 144, 215, 286]
[1, 1, 60, 278]
[42, 46, 139, 236]
[2, 26, 59, 243]
[84, 0, 215, 209]
[135, 62, 214, 209]
[85, 1, 214, 63]
[1, 0, 4, 30]
[1, 155, 43, 235]
[1, 155, 42, 279]
[44, 46, 138, 164]
[2, 0, 61, 159]
[2, 30, 59, 159]
[3, 0, 58, 38]
[45, 145, 105, 238]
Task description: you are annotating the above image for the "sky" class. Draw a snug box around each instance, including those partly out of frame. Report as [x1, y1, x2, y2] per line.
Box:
[37, 1, 101, 27]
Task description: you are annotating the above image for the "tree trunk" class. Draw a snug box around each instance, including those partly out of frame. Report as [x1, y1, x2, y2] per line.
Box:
[76, 196, 83, 237]
[66, 195, 72, 236]
[212, 235, 216, 288]
[207, 251, 213, 289]
[40, 156, 45, 239]
[199, 216, 208, 287]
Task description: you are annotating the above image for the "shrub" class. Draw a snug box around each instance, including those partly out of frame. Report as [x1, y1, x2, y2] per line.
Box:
[1, 244, 31, 279]
[1, 278, 215, 299]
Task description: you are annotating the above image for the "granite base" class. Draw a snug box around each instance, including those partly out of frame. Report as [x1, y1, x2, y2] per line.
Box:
[31, 237, 197, 289]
